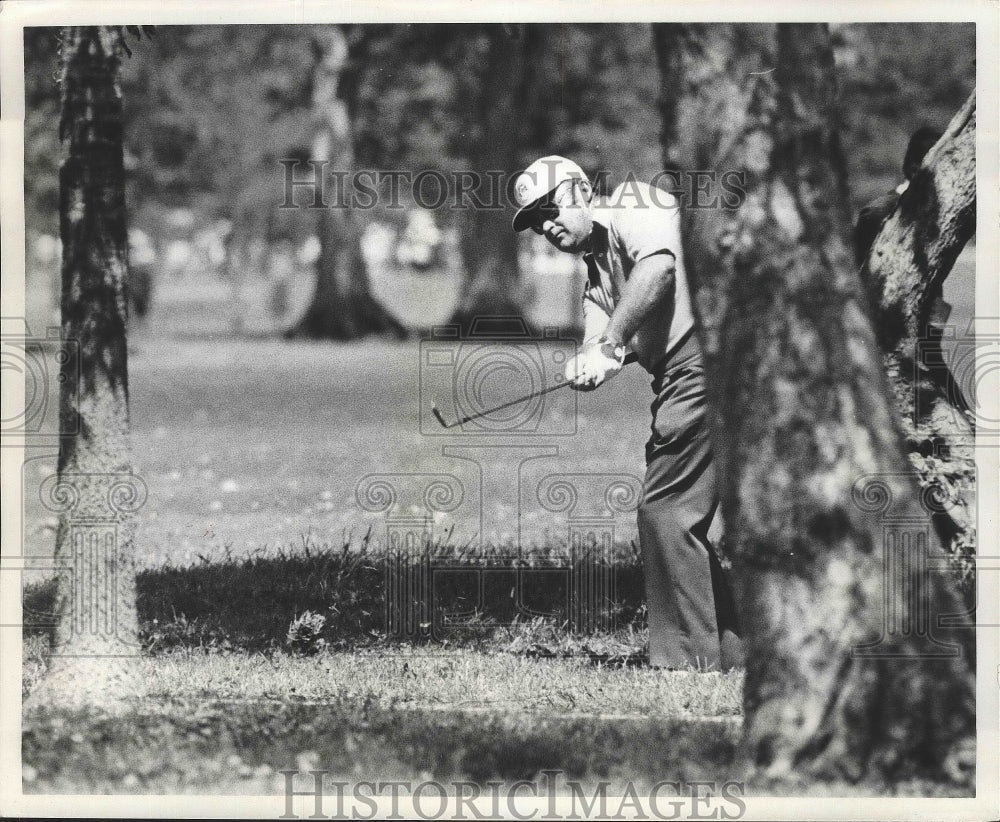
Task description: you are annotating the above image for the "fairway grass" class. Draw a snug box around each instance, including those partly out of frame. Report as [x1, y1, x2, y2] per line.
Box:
[26, 644, 744, 717]
[22, 541, 746, 794]
[21, 646, 967, 797]
[23, 643, 743, 794]
[23, 695, 742, 795]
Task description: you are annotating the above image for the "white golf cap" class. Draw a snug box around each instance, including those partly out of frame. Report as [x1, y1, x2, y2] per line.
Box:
[511, 155, 588, 232]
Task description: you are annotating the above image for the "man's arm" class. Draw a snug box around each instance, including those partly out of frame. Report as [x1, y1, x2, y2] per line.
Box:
[564, 252, 676, 391]
[602, 251, 676, 346]
[582, 288, 612, 343]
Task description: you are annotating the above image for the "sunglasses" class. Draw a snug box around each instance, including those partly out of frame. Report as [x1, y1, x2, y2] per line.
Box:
[528, 202, 561, 234]
[526, 181, 578, 234]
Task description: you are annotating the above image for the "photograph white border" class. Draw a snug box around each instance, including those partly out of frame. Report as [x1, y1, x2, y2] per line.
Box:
[1, 1, 997, 819]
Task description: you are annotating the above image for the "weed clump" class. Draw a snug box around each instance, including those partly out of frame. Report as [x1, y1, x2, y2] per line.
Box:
[286, 610, 327, 654]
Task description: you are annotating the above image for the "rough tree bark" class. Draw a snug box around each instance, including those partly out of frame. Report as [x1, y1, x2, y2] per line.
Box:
[28, 26, 144, 706]
[655, 23, 974, 786]
[863, 95, 977, 580]
[447, 25, 537, 334]
[286, 26, 406, 340]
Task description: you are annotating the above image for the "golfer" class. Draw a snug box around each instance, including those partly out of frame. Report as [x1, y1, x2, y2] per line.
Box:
[512, 156, 743, 671]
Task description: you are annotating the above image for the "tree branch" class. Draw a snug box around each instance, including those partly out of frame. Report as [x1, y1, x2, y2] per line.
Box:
[864, 92, 976, 349]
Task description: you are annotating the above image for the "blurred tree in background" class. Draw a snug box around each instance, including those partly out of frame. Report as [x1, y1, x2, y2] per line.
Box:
[445, 24, 539, 330]
[23, 23, 973, 337]
[284, 26, 406, 340]
[120, 25, 316, 335]
[24, 28, 62, 244]
[528, 24, 663, 183]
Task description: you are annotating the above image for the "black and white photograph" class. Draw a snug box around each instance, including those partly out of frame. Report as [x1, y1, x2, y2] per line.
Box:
[1, 0, 997, 818]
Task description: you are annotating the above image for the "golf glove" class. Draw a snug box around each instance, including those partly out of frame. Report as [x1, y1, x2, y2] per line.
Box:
[564, 337, 626, 391]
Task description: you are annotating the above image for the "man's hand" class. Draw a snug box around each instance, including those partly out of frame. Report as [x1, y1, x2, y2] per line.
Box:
[564, 338, 625, 391]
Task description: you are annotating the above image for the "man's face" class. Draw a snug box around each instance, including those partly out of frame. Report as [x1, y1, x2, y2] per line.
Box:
[528, 180, 593, 253]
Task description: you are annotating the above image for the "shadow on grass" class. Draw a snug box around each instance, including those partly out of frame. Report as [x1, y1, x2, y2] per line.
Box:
[23, 536, 648, 657]
[24, 695, 970, 796]
[22, 697, 740, 793]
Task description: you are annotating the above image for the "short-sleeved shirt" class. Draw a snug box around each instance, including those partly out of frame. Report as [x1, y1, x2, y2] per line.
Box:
[582, 181, 695, 373]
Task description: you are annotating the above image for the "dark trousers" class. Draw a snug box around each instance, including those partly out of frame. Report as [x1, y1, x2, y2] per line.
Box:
[637, 344, 743, 670]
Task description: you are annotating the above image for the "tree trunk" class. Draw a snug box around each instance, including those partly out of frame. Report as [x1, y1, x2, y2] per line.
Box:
[863, 96, 977, 582]
[286, 26, 406, 341]
[28, 26, 143, 706]
[656, 23, 974, 786]
[865, 94, 976, 347]
[652, 24, 703, 176]
[447, 25, 535, 335]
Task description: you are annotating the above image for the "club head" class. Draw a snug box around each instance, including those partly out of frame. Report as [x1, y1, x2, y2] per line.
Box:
[431, 405, 450, 429]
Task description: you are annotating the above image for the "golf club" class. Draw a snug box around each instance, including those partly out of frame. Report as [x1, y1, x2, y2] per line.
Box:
[431, 352, 637, 429]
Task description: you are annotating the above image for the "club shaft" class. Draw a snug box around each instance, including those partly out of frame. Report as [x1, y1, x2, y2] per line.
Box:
[439, 352, 638, 428]
[453, 379, 568, 426]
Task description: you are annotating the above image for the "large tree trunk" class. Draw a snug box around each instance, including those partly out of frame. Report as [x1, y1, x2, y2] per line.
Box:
[28, 26, 143, 706]
[286, 26, 406, 341]
[655, 23, 974, 786]
[447, 25, 536, 334]
[863, 96, 977, 582]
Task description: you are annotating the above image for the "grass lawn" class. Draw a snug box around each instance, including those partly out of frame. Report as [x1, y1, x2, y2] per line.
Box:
[20, 541, 972, 797]
[22, 538, 749, 794]
[21, 333, 653, 573]
[23, 639, 745, 794]
[22, 638, 967, 796]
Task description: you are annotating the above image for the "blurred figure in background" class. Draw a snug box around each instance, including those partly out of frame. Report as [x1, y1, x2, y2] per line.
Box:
[128, 227, 157, 323]
[27, 233, 61, 328]
[395, 209, 443, 272]
[268, 239, 297, 323]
